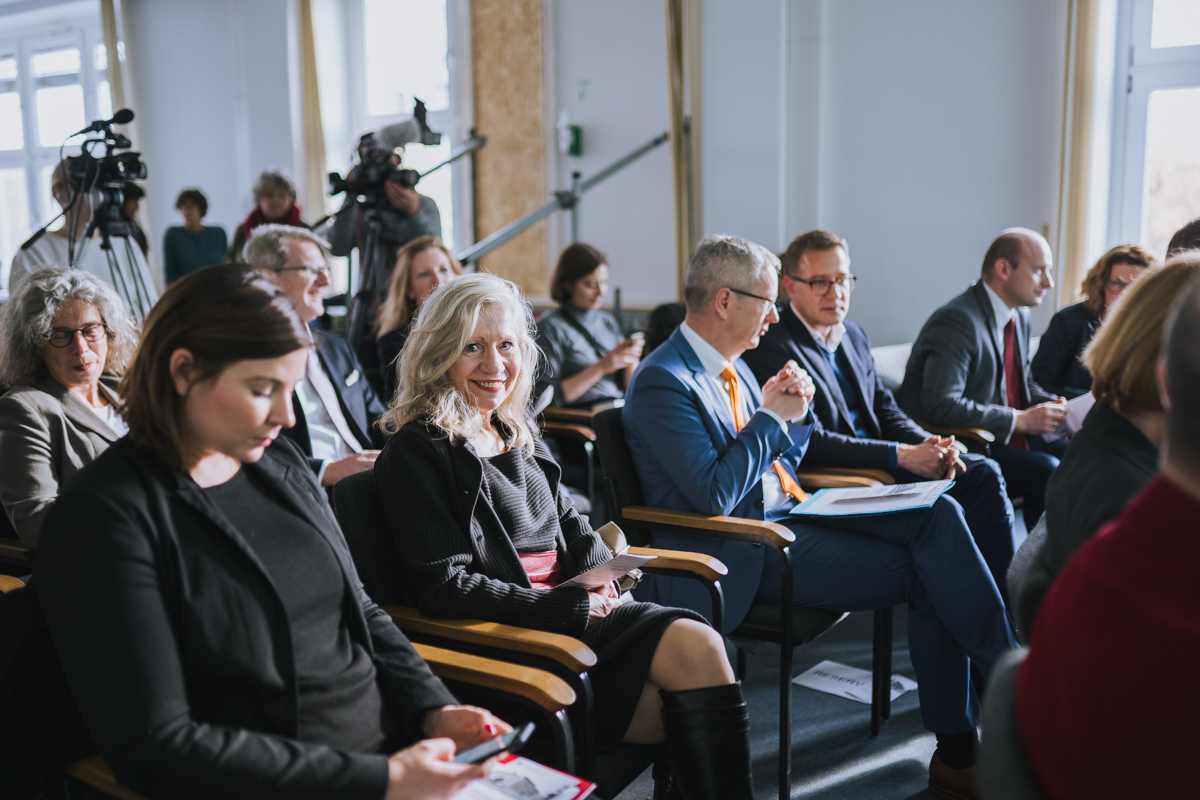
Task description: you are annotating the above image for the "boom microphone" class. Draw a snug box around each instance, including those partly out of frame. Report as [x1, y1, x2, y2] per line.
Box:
[72, 108, 135, 137]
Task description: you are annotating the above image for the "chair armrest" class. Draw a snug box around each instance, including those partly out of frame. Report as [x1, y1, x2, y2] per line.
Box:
[413, 642, 575, 711]
[628, 546, 727, 583]
[0, 536, 31, 564]
[385, 606, 597, 673]
[619, 506, 794, 549]
[66, 758, 145, 800]
[541, 407, 596, 425]
[793, 467, 894, 489]
[0, 575, 26, 593]
[916, 423, 996, 445]
[540, 421, 597, 444]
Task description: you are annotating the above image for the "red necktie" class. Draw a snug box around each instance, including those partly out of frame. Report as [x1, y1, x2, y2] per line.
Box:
[1003, 317, 1028, 450]
[720, 365, 808, 503]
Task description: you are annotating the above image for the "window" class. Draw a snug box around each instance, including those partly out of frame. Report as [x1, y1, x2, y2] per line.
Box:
[341, 0, 464, 252]
[0, 9, 109, 287]
[1108, 0, 1200, 257]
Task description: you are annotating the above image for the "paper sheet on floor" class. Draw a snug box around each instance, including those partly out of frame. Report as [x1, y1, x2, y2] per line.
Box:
[792, 659, 918, 705]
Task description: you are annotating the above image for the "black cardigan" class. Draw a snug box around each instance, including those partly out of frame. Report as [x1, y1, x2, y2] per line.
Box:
[1030, 302, 1101, 399]
[35, 436, 456, 800]
[375, 420, 611, 638]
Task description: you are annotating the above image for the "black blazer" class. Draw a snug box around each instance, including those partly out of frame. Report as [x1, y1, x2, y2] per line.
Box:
[34, 435, 456, 800]
[374, 421, 610, 638]
[1030, 302, 1100, 399]
[743, 306, 931, 472]
[282, 330, 388, 475]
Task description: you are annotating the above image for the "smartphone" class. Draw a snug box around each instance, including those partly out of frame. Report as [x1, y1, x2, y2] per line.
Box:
[452, 722, 536, 764]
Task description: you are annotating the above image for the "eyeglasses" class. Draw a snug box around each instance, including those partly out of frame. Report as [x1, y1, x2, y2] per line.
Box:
[1105, 278, 1134, 292]
[273, 264, 330, 277]
[726, 287, 776, 304]
[46, 323, 108, 348]
[785, 273, 857, 297]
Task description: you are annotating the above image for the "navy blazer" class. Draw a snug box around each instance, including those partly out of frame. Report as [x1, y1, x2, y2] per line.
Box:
[282, 330, 388, 474]
[743, 306, 931, 472]
[1030, 302, 1099, 400]
[622, 328, 815, 632]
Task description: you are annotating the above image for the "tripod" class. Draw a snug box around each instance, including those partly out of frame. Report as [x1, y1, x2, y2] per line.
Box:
[79, 215, 155, 323]
[345, 200, 392, 394]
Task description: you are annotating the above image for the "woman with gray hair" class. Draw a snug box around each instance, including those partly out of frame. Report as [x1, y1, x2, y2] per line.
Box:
[375, 272, 754, 800]
[0, 267, 138, 546]
[226, 170, 308, 262]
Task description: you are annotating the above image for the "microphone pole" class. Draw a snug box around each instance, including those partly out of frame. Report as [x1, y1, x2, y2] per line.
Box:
[20, 208, 66, 251]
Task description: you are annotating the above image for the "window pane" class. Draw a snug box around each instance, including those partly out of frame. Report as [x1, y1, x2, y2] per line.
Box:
[364, 0, 449, 116]
[33, 47, 85, 147]
[0, 55, 22, 151]
[41, 164, 59, 228]
[1141, 87, 1200, 257]
[0, 168, 32, 289]
[1151, 0, 1200, 49]
[400, 140, 454, 250]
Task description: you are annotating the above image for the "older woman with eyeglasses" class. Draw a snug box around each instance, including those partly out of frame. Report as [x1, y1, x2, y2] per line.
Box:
[1032, 244, 1156, 399]
[0, 267, 138, 546]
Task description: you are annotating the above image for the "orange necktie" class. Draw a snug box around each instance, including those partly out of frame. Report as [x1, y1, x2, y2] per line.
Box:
[720, 365, 808, 503]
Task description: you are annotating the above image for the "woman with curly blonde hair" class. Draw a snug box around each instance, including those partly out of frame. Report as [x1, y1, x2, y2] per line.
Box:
[375, 272, 754, 800]
[0, 266, 139, 545]
[1032, 243, 1156, 398]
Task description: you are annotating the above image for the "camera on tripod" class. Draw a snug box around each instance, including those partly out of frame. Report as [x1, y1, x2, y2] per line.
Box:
[328, 98, 442, 206]
[67, 108, 148, 240]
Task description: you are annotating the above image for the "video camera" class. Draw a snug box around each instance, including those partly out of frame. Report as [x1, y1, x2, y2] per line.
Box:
[67, 108, 148, 240]
[328, 98, 441, 206]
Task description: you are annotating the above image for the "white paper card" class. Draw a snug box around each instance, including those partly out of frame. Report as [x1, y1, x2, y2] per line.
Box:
[554, 553, 654, 590]
[1043, 392, 1096, 442]
[792, 659, 918, 705]
[454, 755, 592, 800]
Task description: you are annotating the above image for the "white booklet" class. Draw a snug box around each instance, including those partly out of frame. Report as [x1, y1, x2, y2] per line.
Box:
[792, 659, 918, 705]
[789, 480, 955, 518]
[455, 754, 595, 800]
[554, 552, 654, 590]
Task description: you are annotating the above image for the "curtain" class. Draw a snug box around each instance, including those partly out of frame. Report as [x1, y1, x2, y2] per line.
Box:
[1055, 0, 1103, 307]
[666, 0, 696, 300]
[99, 0, 125, 110]
[299, 0, 328, 221]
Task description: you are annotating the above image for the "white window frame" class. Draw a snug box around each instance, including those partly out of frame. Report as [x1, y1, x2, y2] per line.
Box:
[1107, 0, 1200, 248]
[337, 0, 473, 252]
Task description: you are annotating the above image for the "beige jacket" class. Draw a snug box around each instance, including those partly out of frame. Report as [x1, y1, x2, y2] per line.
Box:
[0, 376, 122, 547]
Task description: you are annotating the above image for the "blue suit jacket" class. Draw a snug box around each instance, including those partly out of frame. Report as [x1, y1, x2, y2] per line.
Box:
[622, 328, 814, 631]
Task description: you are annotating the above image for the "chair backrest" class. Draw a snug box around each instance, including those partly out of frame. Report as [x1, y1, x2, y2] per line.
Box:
[1008, 515, 1049, 643]
[644, 302, 685, 355]
[978, 647, 1048, 800]
[331, 471, 412, 606]
[591, 408, 652, 547]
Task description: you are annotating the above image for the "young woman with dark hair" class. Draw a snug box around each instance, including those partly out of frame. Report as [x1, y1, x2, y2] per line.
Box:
[35, 263, 508, 800]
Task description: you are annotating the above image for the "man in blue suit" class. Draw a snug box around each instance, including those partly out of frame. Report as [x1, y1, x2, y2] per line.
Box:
[742, 229, 1018, 600]
[622, 235, 1016, 798]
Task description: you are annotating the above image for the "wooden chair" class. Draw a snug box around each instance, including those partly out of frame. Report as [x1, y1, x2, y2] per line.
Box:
[539, 413, 600, 508]
[0, 577, 581, 800]
[331, 470, 725, 799]
[917, 422, 996, 452]
[592, 407, 895, 800]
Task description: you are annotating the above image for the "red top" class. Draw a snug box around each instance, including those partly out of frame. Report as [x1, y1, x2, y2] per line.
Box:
[518, 550, 563, 590]
[1016, 474, 1200, 799]
[242, 203, 304, 240]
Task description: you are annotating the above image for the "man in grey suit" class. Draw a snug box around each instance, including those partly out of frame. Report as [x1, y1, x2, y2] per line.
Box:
[898, 228, 1067, 526]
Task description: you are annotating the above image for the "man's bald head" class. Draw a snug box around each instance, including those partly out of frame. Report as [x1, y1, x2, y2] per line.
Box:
[980, 227, 1054, 309]
[1163, 272, 1200, 480]
[981, 228, 1051, 277]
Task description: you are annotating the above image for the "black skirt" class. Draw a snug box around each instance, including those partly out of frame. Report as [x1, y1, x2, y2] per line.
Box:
[580, 600, 708, 745]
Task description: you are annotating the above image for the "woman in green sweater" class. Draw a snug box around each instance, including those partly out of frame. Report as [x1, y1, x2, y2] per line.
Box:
[163, 189, 228, 283]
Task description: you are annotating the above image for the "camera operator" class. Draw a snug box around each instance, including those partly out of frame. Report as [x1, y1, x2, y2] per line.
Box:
[327, 142, 442, 288]
[7, 160, 159, 314]
[120, 181, 149, 258]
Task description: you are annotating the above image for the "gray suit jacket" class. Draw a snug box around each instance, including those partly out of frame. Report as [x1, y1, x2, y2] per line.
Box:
[0, 376, 122, 547]
[897, 280, 1056, 442]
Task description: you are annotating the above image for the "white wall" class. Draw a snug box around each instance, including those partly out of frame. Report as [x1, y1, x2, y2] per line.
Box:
[544, 0, 676, 308]
[697, 0, 1069, 344]
[122, 0, 299, 260]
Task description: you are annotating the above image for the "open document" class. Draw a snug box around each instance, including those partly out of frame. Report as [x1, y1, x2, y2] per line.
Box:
[455, 754, 595, 800]
[554, 552, 654, 590]
[789, 480, 955, 518]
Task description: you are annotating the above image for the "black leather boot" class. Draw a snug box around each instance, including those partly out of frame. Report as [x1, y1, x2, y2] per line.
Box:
[659, 681, 754, 800]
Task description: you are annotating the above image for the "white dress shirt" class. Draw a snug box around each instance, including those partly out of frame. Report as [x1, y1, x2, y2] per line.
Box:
[791, 302, 846, 354]
[294, 350, 363, 483]
[981, 281, 1019, 440]
[679, 322, 789, 510]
